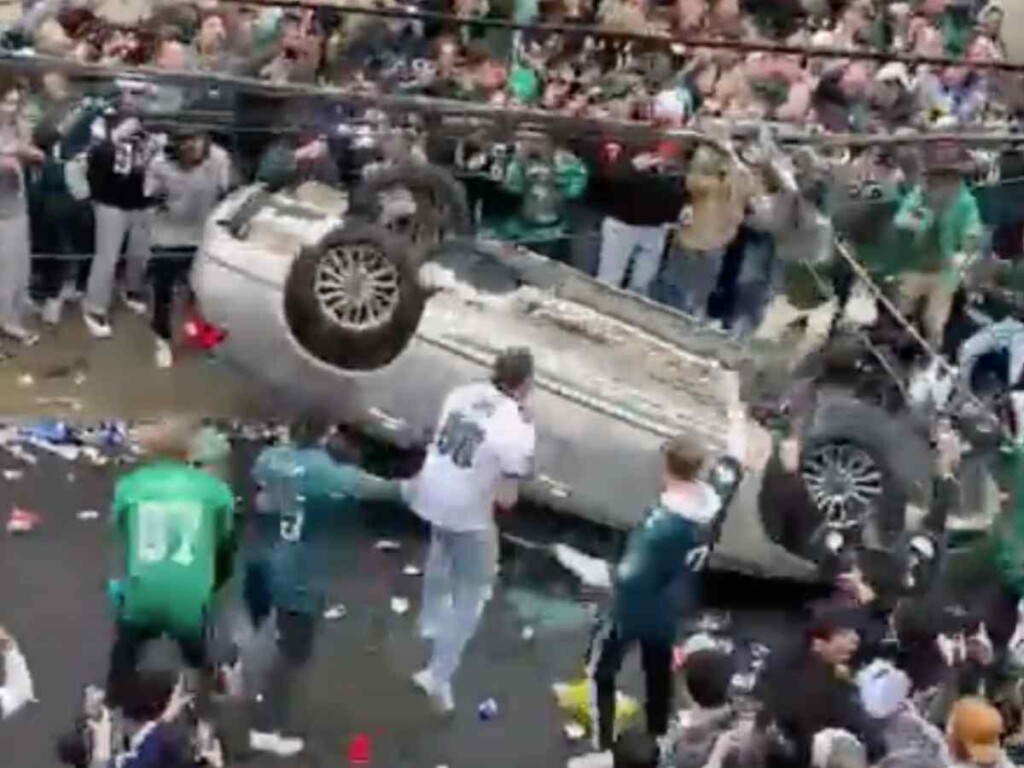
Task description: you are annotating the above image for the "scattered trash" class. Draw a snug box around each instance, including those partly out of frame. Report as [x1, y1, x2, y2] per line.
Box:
[402, 564, 421, 576]
[2, 469, 23, 481]
[554, 679, 639, 734]
[347, 733, 371, 765]
[16, 373, 33, 387]
[375, 539, 400, 552]
[80, 447, 109, 467]
[390, 596, 410, 615]
[25, 437, 79, 462]
[2, 444, 38, 466]
[40, 357, 88, 381]
[477, 698, 499, 720]
[73, 372, 87, 386]
[7, 508, 41, 534]
[521, 626, 535, 642]
[323, 604, 348, 620]
[564, 722, 586, 740]
[34, 397, 83, 411]
[66, 473, 75, 483]
[552, 544, 612, 589]
[77, 510, 100, 521]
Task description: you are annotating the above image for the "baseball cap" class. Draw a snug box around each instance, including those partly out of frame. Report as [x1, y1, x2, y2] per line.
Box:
[948, 697, 1003, 765]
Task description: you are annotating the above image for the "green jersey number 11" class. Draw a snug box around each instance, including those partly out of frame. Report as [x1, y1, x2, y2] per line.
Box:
[136, 500, 203, 566]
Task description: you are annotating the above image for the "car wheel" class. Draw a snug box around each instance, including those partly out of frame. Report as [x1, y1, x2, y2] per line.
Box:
[348, 163, 472, 257]
[798, 393, 931, 549]
[283, 220, 425, 371]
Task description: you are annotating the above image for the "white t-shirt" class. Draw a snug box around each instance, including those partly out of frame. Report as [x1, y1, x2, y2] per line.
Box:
[409, 382, 536, 532]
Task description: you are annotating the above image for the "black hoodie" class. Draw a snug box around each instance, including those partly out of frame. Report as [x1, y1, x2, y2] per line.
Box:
[86, 111, 159, 211]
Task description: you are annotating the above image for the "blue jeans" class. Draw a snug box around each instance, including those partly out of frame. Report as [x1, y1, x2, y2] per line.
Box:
[651, 246, 725, 318]
[420, 525, 497, 686]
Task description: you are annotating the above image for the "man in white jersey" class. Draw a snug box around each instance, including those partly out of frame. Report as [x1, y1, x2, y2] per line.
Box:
[407, 347, 536, 713]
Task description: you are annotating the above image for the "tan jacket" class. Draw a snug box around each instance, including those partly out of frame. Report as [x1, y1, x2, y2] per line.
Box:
[676, 145, 754, 253]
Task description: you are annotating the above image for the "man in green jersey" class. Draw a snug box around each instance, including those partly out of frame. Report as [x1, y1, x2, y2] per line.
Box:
[106, 418, 237, 711]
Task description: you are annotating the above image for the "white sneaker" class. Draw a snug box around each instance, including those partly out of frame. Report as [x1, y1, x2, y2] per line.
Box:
[83, 310, 112, 339]
[42, 298, 62, 326]
[248, 730, 304, 757]
[412, 668, 454, 713]
[61, 282, 83, 302]
[155, 339, 173, 369]
[121, 290, 147, 316]
[1, 323, 39, 346]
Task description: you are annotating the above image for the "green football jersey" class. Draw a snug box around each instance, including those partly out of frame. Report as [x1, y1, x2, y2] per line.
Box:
[112, 460, 235, 637]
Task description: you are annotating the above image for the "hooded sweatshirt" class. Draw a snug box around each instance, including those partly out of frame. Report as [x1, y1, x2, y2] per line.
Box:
[146, 142, 232, 249]
[86, 109, 162, 210]
[610, 484, 720, 644]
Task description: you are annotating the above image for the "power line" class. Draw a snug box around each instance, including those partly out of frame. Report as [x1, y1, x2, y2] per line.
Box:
[222, 0, 1024, 72]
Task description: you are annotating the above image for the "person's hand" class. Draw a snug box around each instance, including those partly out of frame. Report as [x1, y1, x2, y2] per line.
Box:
[0, 625, 13, 653]
[160, 676, 194, 722]
[18, 144, 44, 164]
[679, 205, 695, 226]
[836, 567, 876, 605]
[631, 152, 662, 171]
[294, 138, 327, 163]
[967, 623, 995, 666]
[935, 420, 962, 478]
[88, 706, 113, 762]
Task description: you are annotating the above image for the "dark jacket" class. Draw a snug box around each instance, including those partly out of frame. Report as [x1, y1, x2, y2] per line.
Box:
[86, 112, 159, 210]
[760, 650, 886, 767]
[577, 137, 687, 228]
[610, 487, 719, 644]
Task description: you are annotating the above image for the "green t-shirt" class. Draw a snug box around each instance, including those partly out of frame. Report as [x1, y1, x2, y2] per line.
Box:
[112, 461, 235, 637]
[892, 182, 981, 276]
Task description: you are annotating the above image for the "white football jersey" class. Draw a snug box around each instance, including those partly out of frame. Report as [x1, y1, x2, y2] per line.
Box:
[409, 382, 536, 532]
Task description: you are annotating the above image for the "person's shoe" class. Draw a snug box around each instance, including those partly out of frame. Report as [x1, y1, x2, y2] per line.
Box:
[42, 297, 63, 326]
[155, 338, 173, 369]
[248, 730, 304, 757]
[412, 668, 454, 713]
[83, 310, 112, 339]
[121, 290, 147, 316]
[1, 323, 39, 346]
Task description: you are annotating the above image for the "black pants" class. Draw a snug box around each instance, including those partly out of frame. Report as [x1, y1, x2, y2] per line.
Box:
[35, 258, 89, 301]
[253, 608, 316, 734]
[106, 620, 209, 713]
[587, 619, 673, 750]
[149, 248, 196, 341]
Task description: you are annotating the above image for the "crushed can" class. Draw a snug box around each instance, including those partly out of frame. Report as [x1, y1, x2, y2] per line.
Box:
[477, 698, 498, 720]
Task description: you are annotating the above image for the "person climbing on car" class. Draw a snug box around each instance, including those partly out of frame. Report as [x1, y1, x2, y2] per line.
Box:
[586, 432, 723, 751]
[404, 347, 537, 714]
[243, 416, 400, 757]
[892, 139, 982, 351]
[144, 127, 233, 369]
[83, 78, 163, 339]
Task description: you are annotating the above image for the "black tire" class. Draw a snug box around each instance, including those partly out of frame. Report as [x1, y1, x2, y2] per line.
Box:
[348, 163, 472, 256]
[283, 220, 425, 371]
[798, 391, 932, 547]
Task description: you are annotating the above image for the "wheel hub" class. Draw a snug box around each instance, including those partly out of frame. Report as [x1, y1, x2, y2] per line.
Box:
[314, 244, 400, 332]
[801, 442, 883, 523]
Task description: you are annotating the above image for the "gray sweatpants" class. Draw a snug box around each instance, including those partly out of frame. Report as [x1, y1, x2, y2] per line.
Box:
[0, 212, 32, 329]
[84, 203, 152, 316]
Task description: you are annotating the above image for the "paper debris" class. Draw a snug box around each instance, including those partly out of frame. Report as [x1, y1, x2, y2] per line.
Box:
[323, 604, 347, 620]
[34, 397, 83, 411]
[16, 373, 33, 387]
[552, 544, 612, 589]
[390, 596, 410, 615]
[25, 437, 79, 461]
[2, 469, 22, 481]
[7, 508, 41, 533]
[77, 510, 100, 521]
[402, 564, 421, 576]
[521, 626, 535, 641]
[564, 722, 586, 740]
[375, 539, 400, 552]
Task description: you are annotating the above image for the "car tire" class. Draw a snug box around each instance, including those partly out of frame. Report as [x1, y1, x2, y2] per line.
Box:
[798, 391, 932, 548]
[348, 163, 472, 256]
[283, 219, 425, 371]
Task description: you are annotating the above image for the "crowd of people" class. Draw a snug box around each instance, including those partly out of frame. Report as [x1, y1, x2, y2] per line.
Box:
[5, 1, 1024, 765]
[0, 0, 1020, 371]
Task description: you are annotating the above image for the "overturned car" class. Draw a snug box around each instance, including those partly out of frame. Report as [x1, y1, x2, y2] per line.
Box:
[190, 157, 1001, 586]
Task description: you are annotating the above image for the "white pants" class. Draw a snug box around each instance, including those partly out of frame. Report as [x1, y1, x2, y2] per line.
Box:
[596, 217, 666, 294]
[0, 212, 32, 330]
[85, 204, 152, 316]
